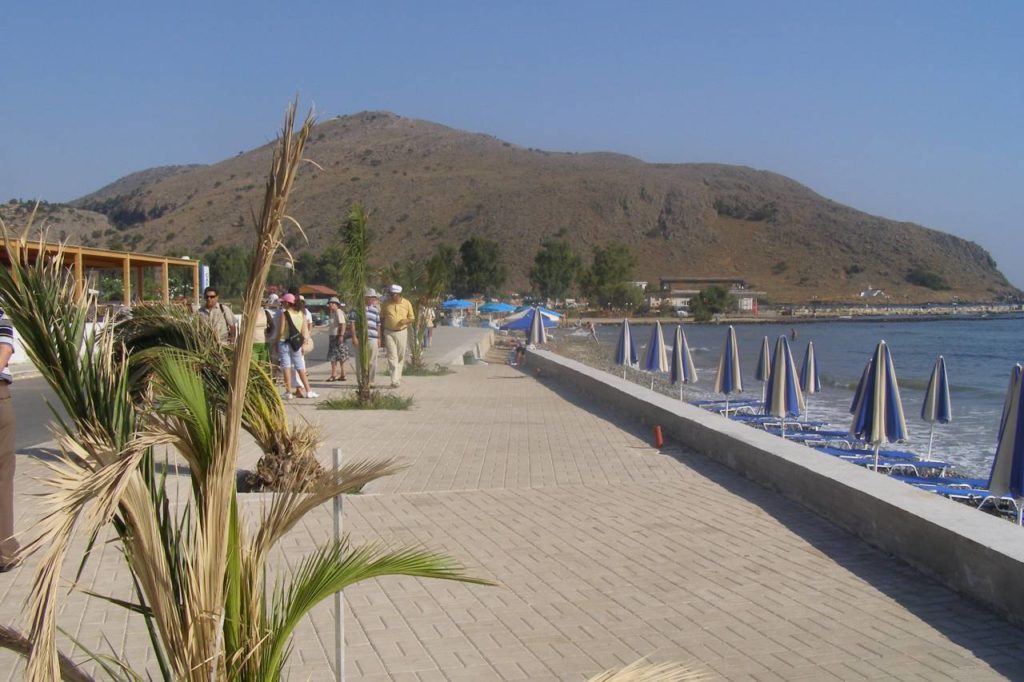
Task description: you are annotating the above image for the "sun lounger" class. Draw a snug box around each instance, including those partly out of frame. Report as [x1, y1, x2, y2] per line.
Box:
[731, 414, 831, 431]
[815, 446, 919, 461]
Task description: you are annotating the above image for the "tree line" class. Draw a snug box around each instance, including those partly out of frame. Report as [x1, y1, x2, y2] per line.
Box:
[199, 231, 734, 317]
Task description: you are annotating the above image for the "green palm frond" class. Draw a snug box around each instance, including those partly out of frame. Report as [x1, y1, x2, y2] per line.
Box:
[259, 538, 494, 677]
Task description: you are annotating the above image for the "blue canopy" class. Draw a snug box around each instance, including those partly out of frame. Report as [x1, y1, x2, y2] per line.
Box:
[515, 305, 562, 318]
[440, 299, 474, 310]
[499, 307, 559, 331]
[479, 302, 516, 313]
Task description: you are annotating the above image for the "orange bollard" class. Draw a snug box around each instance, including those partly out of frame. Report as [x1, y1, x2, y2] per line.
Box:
[654, 425, 664, 449]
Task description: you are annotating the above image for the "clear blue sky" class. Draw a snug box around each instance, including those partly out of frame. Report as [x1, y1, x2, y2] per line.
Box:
[3, 1, 1022, 286]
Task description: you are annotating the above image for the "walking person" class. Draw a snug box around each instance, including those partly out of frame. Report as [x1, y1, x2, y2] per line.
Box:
[0, 309, 20, 572]
[421, 304, 436, 349]
[382, 284, 415, 388]
[350, 288, 382, 386]
[275, 293, 315, 400]
[198, 286, 237, 344]
[325, 297, 348, 382]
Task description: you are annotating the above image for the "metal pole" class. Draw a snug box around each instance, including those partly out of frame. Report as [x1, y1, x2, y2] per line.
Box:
[332, 447, 344, 682]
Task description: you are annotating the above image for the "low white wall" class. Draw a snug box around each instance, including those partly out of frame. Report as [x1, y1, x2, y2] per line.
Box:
[529, 349, 1024, 627]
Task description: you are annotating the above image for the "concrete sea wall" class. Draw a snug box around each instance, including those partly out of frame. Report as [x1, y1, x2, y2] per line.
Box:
[529, 349, 1024, 626]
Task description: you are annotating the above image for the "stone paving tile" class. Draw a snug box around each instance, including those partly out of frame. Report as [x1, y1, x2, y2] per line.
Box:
[1, 329, 1022, 679]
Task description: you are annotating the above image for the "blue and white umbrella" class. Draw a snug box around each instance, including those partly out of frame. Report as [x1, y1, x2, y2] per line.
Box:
[986, 364, 1024, 523]
[479, 301, 516, 314]
[714, 325, 743, 414]
[670, 325, 698, 400]
[763, 336, 805, 436]
[440, 299, 474, 310]
[527, 306, 547, 346]
[641, 321, 669, 389]
[755, 336, 771, 413]
[850, 340, 908, 471]
[799, 341, 820, 419]
[921, 355, 952, 458]
[614, 319, 638, 379]
[499, 307, 559, 331]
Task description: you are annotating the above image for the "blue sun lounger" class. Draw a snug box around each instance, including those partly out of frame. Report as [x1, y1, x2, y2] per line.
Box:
[731, 414, 832, 431]
[815, 446, 920, 462]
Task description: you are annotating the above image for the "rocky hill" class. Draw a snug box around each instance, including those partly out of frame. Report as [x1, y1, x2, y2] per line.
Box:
[5, 111, 1015, 303]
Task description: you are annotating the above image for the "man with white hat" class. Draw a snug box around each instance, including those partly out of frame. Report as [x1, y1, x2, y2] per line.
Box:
[350, 287, 381, 385]
[382, 284, 415, 387]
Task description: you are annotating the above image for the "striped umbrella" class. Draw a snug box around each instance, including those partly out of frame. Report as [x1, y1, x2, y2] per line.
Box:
[987, 364, 1024, 523]
[614, 319, 638, 379]
[920, 355, 952, 458]
[714, 325, 743, 414]
[799, 341, 821, 419]
[763, 336, 805, 436]
[755, 336, 771, 413]
[850, 359, 871, 414]
[670, 325, 698, 400]
[641, 321, 669, 389]
[527, 306, 547, 346]
[850, 340, 908, 471]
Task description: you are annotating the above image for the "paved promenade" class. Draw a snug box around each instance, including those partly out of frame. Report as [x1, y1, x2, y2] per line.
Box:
[2, 327, 1024, 679]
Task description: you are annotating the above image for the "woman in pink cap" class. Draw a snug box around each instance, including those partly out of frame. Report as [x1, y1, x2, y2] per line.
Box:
[275, 293, 314, 399]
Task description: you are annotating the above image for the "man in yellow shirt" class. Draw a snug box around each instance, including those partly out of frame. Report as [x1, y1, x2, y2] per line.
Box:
[382, 284, 415, 387]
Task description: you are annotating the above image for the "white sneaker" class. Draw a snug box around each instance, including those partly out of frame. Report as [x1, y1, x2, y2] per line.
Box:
[283, 392, 293, 401]
[306, 391, 319, 398]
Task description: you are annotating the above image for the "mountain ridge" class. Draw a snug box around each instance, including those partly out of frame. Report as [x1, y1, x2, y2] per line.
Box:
[3, 110, 1013, 304]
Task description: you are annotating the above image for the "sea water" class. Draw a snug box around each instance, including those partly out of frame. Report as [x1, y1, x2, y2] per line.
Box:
[546, 315, 1024, 477]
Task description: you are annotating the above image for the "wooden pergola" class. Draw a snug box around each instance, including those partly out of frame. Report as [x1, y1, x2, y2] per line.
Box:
[0, 239, 201, 306]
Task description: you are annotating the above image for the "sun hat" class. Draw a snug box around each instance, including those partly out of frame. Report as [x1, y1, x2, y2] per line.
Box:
[266, 293, 279, 305]
[389, 284, 403, 294]
[364, 287, 379, 298]
[328, 296, 341, 305]
[280, 293, 296, 304]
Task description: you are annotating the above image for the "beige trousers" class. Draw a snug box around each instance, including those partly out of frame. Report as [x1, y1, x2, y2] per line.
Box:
[0, 383, 18, 564]
[384, 328, 409, 386]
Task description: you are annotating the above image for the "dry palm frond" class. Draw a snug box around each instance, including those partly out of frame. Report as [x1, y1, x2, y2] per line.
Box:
[587, 659, 710, 682]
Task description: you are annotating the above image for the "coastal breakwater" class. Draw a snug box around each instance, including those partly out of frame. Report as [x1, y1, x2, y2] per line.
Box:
[528, 348, 1024, 627]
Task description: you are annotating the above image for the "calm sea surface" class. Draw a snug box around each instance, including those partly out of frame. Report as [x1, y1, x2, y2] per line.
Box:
[546, 315, 1024, 477]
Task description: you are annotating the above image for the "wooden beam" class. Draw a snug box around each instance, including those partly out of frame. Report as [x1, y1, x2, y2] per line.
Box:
[192, 262, 200, 307]
[74, 250, 84, 300]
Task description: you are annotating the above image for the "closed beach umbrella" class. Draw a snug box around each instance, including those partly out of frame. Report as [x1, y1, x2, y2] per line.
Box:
[921, 355, 952, 458]
[670, 325, 698, 400]
[763, 336, 805, 436]
[799, 341, 820, 419]
[850, 340, 908, 471]
[850, 359, 871, 414]
[642, 321, 669, 389]
[755, 336, 771, 413]
[987, 364, 1024, 523]
[714, 325, 743, 413]
[527, 306, 547, 346]
[614, 319, 638, 378]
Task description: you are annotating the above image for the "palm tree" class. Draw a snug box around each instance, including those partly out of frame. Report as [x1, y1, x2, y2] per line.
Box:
[339, 203, 375, 404]
[0, 103, 489, 680]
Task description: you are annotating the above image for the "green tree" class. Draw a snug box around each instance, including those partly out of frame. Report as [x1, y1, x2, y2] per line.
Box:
[453, 237, 506, 297]
[529, 239, 581, 301]
[690, 284, 736, 322]
[581, 242, 637, 309]
[340, 204, 376, 404]
[203, 244, 251, 297]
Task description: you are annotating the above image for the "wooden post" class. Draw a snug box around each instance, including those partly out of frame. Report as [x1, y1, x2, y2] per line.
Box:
[192, 262, 200, 307]
[122, 256, 131, 306]
[136, 266, 145, 303]
[162, 260, 170, 304]
[74, 249, 84, 300]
